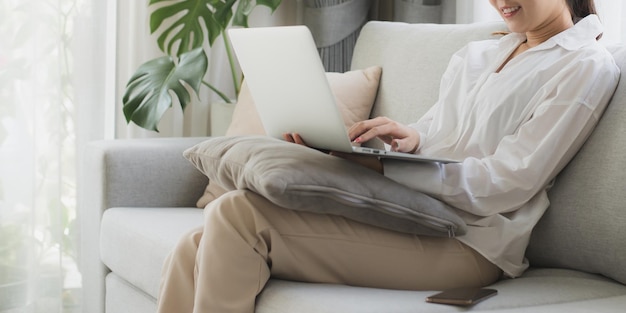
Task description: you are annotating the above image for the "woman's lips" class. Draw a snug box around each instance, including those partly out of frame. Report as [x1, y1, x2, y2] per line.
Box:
[502, 6, 521, 18]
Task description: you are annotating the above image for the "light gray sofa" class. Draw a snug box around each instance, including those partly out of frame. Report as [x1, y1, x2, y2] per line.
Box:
[80, 21, 626, 313]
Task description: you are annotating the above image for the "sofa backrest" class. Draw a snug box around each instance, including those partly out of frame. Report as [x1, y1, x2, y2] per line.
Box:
[527, 44, 626, 284]
[351, 21, 626, 284]
[351, 21, 508, 124]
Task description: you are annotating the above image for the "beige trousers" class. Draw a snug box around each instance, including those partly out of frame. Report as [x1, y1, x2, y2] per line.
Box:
[157, 190, 501, 313]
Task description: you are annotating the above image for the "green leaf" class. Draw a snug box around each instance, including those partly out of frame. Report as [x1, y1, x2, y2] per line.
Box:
[232, 0, 283, 28]
[122, 48, 208, 132]
[149, 0, 232, 56]
[257, 0, 283, 12]
[128, 0, 284, 132]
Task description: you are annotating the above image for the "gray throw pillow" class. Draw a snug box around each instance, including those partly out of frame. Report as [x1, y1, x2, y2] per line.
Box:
[184, 136, 466, 237]
[526, 45, 626, 285]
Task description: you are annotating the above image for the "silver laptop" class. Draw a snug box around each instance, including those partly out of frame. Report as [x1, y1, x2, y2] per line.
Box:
[228, 26, 458, 164]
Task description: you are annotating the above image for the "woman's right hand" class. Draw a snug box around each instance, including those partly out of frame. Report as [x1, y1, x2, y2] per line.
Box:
[348, 117, 420, 153]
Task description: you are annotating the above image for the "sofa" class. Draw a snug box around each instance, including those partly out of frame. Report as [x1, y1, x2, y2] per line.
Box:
[80, 21, 626, 313]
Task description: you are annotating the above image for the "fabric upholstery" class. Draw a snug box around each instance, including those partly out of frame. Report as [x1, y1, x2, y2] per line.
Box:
[257, 269, 626, 313]
[106, 274, 157, 313]
[351, 21, 509, 125]
[101, 206, 626, 313]
[526, 45, 626, 285]
[100, 207, 204, 298]
[80, 137, 207, 313]
[184, 136, 465, 237]
[196, 66, 383, 207]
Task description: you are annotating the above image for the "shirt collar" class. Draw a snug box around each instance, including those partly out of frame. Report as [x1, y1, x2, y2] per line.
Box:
[548, 14, 603, 50]
[500, 14, 603, 51]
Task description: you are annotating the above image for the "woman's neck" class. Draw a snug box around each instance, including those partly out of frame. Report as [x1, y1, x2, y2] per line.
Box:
[525, 11, 575, 47]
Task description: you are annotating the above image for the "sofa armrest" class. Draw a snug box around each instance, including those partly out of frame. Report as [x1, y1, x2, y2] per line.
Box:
[78, 137, 209, 313]
[84, 137, 209, 209]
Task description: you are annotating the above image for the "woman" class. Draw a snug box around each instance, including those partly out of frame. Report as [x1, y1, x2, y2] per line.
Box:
[158, 0, 620, 312]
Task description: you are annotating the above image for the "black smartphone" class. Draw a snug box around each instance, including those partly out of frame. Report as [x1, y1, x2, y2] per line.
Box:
[425, 287, 498, 306]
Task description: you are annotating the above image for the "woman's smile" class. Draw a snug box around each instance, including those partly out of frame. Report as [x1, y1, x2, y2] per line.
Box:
[502, 6, 521, 18]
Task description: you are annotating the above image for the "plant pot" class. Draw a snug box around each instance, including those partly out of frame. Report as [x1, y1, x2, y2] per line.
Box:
[210, 101, 236, 136]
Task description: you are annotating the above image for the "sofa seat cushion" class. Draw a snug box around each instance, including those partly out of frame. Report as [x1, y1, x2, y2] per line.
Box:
[257, 268, 626, 313]
[100, 207, 205, 298]
[100, 206, 626, 312]
[106, 273, 157, 313]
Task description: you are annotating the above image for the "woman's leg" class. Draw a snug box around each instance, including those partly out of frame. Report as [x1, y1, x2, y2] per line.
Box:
[160, 190, 501, 313]
[157, 227, 203, 313]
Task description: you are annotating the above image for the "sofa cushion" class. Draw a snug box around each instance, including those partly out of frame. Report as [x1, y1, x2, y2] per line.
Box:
[526, 45, 626, 285]
[106, 273, 157, 313]
[196, 66, 383, 207]
[257, 269, 626, 313]
[100, 207, 204, 298]
[184, 136, 466, 237]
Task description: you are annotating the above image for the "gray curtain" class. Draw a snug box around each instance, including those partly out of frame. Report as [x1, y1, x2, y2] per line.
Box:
[303, 0, 446, 72]
[303, 0, 371, 72]
[394, 0, 443, 24]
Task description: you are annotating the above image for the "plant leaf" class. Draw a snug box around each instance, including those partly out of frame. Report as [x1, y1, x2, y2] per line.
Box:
[257, 0, 283, 12]
[149, 0, 236, 56]
[122, 48, 208, 131]
[233, 0, 283, 28]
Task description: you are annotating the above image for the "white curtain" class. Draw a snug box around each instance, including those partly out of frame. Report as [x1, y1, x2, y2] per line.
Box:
[0, 0, 108, 312]
[457, 0, 626, 44]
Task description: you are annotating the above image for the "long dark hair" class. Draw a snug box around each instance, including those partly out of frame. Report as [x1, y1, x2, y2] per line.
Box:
[567, 0, 597, 20]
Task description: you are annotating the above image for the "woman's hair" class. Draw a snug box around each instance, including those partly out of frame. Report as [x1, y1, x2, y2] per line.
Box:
[567, 0, 597, 20]
[566, 0, 601, 39]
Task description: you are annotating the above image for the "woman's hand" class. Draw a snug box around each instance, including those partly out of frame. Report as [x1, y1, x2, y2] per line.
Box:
[283, 133, 383, 174]
[283, 132, 330, 153]
[283, 133, 307, 145]
[348, 117, 420, 153]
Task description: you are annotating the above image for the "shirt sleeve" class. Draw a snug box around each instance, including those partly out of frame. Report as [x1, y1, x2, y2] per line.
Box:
[384, 53, 620, 217]
[408, 48, 469, 152]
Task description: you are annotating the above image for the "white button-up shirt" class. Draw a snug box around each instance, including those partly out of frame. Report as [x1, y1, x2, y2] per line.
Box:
[383, 15, 620, 277]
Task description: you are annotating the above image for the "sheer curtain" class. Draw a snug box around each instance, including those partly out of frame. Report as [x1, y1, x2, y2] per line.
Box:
[0, 0, 108, 312]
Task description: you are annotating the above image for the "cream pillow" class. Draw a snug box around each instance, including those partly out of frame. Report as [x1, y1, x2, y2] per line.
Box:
[196, 66, 383, 207]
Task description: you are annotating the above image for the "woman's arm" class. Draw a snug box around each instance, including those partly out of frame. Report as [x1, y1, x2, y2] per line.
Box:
[385, 55, 620, 217]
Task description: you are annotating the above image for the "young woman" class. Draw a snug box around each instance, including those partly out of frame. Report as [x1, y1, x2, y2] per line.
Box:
[157, 1, 620, 312]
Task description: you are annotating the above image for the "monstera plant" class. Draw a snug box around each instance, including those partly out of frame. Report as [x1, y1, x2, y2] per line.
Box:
[123, 0, 283, 132]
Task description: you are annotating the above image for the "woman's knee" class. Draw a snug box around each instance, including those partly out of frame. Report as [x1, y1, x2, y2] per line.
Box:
[203, 190, 275, 238]
[169, 227, 203, 258]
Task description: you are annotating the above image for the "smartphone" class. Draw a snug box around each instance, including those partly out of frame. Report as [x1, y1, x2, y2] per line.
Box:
[425, 287, 497, 306]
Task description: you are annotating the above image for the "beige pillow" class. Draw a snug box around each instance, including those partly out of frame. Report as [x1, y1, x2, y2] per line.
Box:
[196, 66, 383, 207]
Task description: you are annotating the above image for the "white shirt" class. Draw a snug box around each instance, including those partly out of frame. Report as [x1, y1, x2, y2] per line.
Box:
[383, 15, 620, 278]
